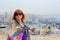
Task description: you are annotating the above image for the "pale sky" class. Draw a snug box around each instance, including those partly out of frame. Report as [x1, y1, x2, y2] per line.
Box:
[0, 0, 60, 16]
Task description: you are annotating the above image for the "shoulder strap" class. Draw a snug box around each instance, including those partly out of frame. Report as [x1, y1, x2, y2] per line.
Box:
[23, 25, 29, 34]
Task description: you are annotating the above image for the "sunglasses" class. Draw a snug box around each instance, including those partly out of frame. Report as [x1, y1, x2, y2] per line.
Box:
[15, 13, 23, 16]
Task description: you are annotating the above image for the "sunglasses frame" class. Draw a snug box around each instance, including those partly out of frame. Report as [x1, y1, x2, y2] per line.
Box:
[15, 13, 23, 16]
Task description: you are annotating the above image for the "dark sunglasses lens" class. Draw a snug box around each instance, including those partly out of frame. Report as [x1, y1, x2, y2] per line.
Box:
[19, 14, 22, 15]
[15, 14, 18, 16]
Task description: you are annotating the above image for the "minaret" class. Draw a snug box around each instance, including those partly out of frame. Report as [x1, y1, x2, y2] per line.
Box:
[4, 12, 8, 23]
[5, 12, 8, 18]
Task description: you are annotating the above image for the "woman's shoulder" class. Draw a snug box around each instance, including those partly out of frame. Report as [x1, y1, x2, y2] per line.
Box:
[23, 20, 26, 23]
[23, 20, 27, 25]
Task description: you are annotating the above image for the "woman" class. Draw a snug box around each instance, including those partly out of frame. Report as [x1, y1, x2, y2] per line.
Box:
[7, 9, 35, 40]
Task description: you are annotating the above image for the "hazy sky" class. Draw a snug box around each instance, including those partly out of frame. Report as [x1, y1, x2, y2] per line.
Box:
[0, 0, 60, 16]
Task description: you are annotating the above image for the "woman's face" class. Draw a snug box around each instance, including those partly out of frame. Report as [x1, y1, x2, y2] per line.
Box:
[15, 13, 23, 21]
